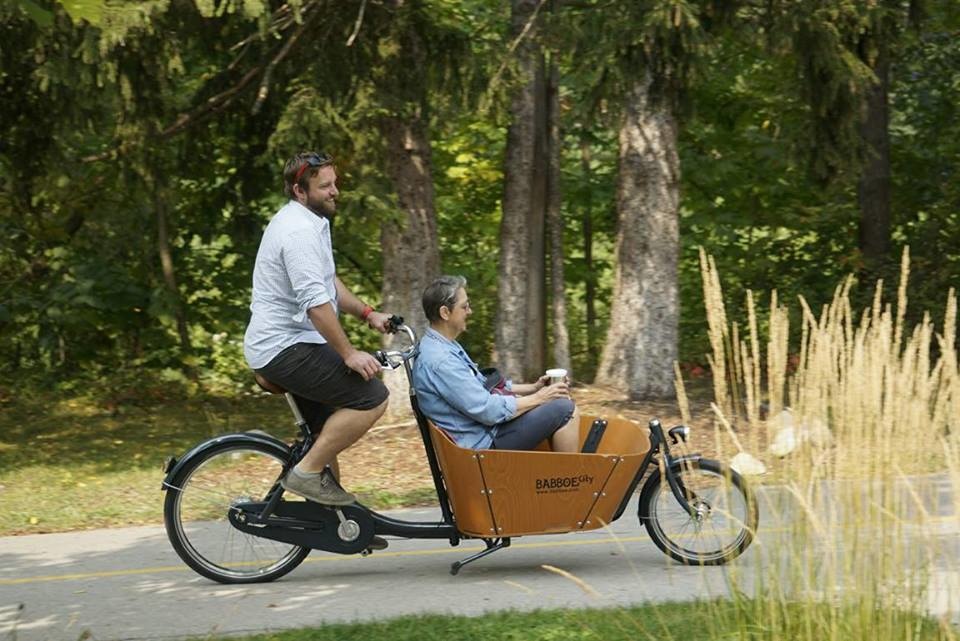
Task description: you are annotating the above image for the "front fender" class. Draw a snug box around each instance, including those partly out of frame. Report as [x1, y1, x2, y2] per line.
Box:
[663, 453, 704, 471]
[161, 431, 292, 490]
[638, 454, 704, 519]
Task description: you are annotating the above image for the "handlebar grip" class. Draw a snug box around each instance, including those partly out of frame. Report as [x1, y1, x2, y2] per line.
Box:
[386, 315, 404, 334]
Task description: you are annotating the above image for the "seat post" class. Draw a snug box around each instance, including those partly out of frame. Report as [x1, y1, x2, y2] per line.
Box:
[284, 392, 311, 439]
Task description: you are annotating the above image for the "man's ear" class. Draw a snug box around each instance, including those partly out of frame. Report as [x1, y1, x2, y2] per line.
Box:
[292, 182, 306, 202]
[439, 306, 450, 321]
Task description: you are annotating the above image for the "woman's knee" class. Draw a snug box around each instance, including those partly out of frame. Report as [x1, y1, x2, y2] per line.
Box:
[548, 397, 576, 421]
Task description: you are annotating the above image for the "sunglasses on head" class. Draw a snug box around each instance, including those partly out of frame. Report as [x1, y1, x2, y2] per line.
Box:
[293, 152, 334, 184]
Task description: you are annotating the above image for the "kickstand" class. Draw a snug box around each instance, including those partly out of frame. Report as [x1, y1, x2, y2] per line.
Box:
[450, 538, 510, 575]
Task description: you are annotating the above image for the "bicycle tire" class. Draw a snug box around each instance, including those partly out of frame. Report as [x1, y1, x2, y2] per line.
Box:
[638, 457, 758, 565]
[163, 437, 311, 584]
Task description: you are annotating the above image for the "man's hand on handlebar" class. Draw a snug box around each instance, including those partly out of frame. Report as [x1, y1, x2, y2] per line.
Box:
[345, 349, 383, 381]
[366, 311, 395, 334]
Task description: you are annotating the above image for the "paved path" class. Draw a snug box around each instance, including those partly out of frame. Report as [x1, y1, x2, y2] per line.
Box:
[2, 480, 959, 641]
[0, 504, 755, 641]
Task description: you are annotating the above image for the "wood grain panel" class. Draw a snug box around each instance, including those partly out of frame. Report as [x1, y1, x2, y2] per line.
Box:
[426, 416, 652, 538]
[478, 450, 620, 536]
[427, 422, 498, 537]
[578, 416, 652, 528]
[578, 414, 651, 455]
[581, 452, 648, 529]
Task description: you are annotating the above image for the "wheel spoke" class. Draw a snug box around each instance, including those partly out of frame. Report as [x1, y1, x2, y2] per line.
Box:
[641, 460, 757, 564]
[165, 442, 309, 583]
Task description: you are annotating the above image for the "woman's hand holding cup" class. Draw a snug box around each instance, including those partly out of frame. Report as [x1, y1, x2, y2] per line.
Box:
[535, 380, 570, 402]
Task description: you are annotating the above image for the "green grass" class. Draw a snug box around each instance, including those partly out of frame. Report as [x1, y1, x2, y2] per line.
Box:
[0, 392, 433, 535]
[175, 600, 953, 641]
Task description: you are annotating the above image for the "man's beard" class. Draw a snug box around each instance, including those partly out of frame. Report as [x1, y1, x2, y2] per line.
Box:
[306, 196, 336, 219]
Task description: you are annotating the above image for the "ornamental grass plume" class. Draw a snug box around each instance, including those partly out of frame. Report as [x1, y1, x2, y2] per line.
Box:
[680, 247, 960, 640]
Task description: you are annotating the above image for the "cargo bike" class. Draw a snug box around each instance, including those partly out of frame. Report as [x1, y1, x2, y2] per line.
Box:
[161, 320, 758, 583]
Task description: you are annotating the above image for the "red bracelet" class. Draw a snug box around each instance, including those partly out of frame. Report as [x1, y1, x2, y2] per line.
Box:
[360, 305, 374, 321]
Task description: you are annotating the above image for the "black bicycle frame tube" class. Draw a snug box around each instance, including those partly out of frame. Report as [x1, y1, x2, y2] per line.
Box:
[609, 446, 657, 522]
[369, 510, 458, 539]
[408, 391, 457, 529]
[647, 419, 698, 516]
[166, 421, 463, 539]
[609, 419, 699, 521]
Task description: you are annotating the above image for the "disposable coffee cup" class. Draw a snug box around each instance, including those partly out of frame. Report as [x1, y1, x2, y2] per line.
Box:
[545, 368, 567, 385]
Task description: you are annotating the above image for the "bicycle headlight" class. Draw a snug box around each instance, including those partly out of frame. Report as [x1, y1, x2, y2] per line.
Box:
[668, 425, 690, 444]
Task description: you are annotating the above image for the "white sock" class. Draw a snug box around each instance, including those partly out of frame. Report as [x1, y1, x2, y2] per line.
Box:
[291, 465, 324, 478]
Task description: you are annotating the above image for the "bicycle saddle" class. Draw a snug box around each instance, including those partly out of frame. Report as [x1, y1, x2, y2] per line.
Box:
[254, 373, 286, 395]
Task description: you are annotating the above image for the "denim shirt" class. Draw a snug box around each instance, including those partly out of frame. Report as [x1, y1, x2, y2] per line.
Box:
[412, 328, 517, 449]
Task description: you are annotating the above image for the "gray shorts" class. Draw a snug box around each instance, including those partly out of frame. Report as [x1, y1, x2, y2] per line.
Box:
[492, 398, 575, 451]
[255, 342, 389, 432]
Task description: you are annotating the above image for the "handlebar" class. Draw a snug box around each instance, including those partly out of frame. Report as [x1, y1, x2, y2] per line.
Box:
[375, 315, 418, 370]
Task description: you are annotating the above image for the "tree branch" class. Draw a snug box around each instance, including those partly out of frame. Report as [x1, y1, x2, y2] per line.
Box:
[81, 1, 322, 163]
[251, 7, 319, 115]
[167, 65, 266, 136]
[481, 0, 549, 112]
[345, 0, 368, 46]
[230, 1, 316, 51]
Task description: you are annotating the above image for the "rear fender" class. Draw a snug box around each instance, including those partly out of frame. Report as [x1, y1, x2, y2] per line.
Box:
[161, 432, 292, 490]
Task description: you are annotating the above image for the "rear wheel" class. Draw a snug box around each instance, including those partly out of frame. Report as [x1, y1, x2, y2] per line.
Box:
[163, 439, 310, 583]
[639, 458, 757, 565]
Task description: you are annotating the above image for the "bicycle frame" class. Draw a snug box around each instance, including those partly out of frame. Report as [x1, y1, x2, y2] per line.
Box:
[161, 323, 701, 573]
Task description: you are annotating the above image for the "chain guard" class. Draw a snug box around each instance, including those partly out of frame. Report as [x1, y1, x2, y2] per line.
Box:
[229, 501, 375, 554]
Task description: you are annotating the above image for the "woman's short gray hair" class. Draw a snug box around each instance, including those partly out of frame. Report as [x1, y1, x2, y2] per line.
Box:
[422, 275, 467, 322]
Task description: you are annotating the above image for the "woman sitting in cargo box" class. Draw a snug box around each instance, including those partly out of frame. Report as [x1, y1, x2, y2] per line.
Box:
[411, 275, 580, 452]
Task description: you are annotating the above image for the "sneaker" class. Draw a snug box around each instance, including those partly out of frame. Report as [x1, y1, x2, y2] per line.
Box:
[368, 535, 389, 551]
[281, 467, 356, 506]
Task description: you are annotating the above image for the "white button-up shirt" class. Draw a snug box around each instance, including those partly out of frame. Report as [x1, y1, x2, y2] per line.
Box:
[243, 200, 338, 369]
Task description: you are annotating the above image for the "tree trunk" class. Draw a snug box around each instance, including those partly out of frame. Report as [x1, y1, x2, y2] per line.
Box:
[379, 114, 440, 419]
[595, 72, 679, 399]
[546, 61, 570, 375]
[857, 44, 892, 275]
[525, 59, 548, 380]
[494, 0, 547, 381]
[579, 140, 597, 378]
[154, 179, 193, 360]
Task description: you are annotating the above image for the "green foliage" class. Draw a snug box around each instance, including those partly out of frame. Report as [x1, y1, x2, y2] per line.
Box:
[557, 126, 618, 380]
[1, 0, 958, 392]
[888, 25, 960, 328]
[432, 115, 507, 361]
[676, 34, 859, 362]
[12, 0, 53, 26]
[777, 0, 875, 182]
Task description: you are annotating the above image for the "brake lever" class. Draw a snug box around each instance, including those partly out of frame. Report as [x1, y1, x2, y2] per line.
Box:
[374, 350, 403, 370]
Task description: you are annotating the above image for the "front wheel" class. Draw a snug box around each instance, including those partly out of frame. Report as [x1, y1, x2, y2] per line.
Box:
[163, 438, 311, 583]
[639, 458, 758, 565]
